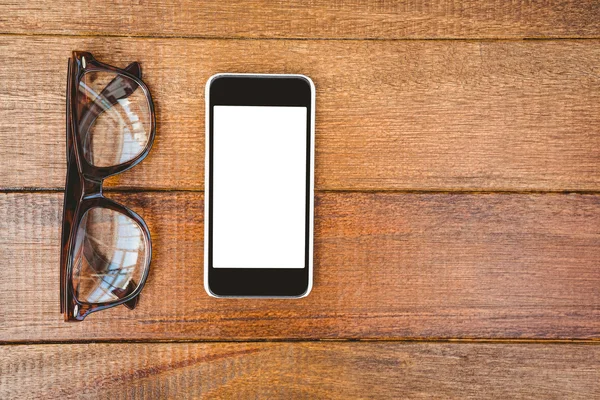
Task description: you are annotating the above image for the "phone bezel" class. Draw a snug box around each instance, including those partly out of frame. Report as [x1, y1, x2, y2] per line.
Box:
[205, 74, 315, 298]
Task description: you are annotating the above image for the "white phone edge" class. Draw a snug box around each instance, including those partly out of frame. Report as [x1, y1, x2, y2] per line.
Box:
[204, 73, 315, 299]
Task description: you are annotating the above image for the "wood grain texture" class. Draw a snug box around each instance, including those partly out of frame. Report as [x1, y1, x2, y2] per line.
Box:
[1, 342, 598, 399]
[2, 37, 600, 191]
[1, 191, 599, 341]
[1, 1, 600, 39]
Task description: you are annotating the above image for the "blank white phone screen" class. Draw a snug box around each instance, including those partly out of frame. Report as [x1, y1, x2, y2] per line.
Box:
[213, 106, 307, 268]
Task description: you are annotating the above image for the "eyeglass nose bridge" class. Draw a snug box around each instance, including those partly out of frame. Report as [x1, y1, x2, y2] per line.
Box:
[82, 177, 103, 198]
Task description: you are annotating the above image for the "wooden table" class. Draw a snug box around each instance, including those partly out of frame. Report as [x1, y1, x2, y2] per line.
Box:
[1, 1, 599, 398]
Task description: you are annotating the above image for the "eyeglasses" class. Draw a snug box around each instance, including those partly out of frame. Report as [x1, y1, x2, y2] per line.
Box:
[61, 51, 156, 321]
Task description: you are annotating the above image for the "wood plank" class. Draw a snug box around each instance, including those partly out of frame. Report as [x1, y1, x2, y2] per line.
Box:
[2, 37, 600, 191]
[0, 342, 598, 399]
[1, 191, 599, 341]
[1, 1, 600, 39]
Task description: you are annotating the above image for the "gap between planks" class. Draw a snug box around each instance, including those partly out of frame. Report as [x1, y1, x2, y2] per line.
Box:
[1, 338, 600, 346]
[3, 188, 600, 195]
[2, 32, 600, 41]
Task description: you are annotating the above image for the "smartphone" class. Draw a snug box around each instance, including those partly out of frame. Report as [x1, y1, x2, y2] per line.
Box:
[205, 74, 315, 298]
